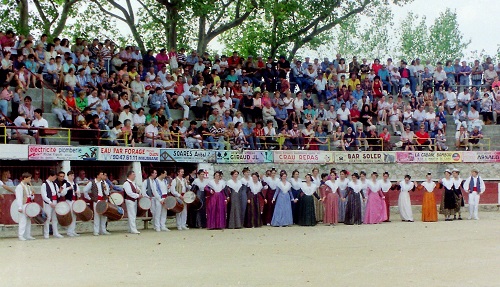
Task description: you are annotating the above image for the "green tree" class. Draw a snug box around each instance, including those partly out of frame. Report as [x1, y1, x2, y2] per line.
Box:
[223, 0, 411, 59]
[427, 8, 470, 63]
[398, 12, 429, 61]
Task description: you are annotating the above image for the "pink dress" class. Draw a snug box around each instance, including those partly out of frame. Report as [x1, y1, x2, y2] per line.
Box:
[363, 180, 388, 224]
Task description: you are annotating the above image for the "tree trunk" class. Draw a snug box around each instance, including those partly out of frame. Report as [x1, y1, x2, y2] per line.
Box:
[129, 20, 146, 53]
[197, 16, 207, 54]
[48, 0, 75, 40]
[166, 7, 178, 50]
[18, 0, 29, 35]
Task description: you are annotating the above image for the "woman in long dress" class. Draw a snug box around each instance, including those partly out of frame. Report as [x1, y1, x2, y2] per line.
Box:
[343, 173, 365, 225]
[245, 172, 264, 228]
[298, 174, 318, 226]
[205, 171, 227, 230]
[364, 172, 388, 224]
[226, 170, 245, 229]
[191, 169, 209, 228]
[417, 172, 438, 222]
[439, 169, 456, 221]
[271, 170, 296, 227]
[359, 171, 368, 219]
[452, 169, 464, 220]
[397, 175, 415, 222]
[289, 170, 302, 224]
[262, 168, 279, 226]
[379, 172, 394, 222]
[321, 176, 339, 225]
[239, 167, 250, 224]
[312, 168, 323, 223]
[336, 170, 350, 223]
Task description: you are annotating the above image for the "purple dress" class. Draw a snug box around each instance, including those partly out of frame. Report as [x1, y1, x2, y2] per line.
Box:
[205, 180, 227, 230]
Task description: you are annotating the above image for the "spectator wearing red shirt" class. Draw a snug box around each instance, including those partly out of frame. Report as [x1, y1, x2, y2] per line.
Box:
[156, 49, 169, 71]
[372, 58, 383, 76]
[414, 124, 433, 151]
[0, 30, 15, 52]
[253, 121, 265, 149]
[109, 93, 122, 115]
[228, 51, 241, 68]
[350, 104, 360, 123]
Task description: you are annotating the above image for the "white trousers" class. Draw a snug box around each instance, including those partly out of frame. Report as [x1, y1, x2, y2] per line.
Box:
[176, 203, 187, 228]
[177, 97, 190, 119]
[125, 199, 138, 233]
[93, 202, 107, 234]
[18, 206, 32, 238]
[66, 200, 77, 235]
[468, 192, 480, 219]
[43, 203, 60, 237]
[151, 198, 162, 230]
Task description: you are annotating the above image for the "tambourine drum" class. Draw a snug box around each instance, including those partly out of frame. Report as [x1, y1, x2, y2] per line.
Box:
[183, 191, 203, 210]
[72, 199, 93, 221]
[10, 201, 20, 223]
[137, 197, 152, 217]
[109, 192, 124, 206]
[96, 201, 124, 221]
[164, 196, 184, 213]
[25, 203, 46, 224]
[55, 202, 72, 226]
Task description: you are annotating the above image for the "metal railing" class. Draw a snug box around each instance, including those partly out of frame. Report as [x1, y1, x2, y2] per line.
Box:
[0, 125, 6, 144]
[458, 137, 491, 151]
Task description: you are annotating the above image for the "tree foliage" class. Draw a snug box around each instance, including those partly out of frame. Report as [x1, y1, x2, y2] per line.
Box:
[398, 12, 429, 61]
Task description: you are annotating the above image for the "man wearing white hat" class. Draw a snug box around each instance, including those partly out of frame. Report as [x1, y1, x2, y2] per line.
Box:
[463, 169, 485, 220]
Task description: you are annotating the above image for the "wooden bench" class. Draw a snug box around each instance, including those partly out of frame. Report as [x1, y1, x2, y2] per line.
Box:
[141, 217, 152, 229]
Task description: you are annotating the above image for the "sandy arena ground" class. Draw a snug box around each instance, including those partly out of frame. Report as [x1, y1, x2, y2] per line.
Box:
[1, 211, 499, 287]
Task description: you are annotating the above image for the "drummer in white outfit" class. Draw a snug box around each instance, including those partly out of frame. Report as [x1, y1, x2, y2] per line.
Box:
[15, 172, 35, 241]
[83, 171, 111, 236]
[463, 168, 486, 220]
[60, 171, 81, 237]
[170, 168, 190, 230]
[154, 170, 171, 232]
[123, 171, 143, 234]
[41, 171, 64, 239]
[397, 175, 415, 222]
[142, 169, 158, 227]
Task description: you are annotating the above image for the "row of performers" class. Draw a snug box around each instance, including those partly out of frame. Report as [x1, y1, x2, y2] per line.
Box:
[188, 167, 486, 229]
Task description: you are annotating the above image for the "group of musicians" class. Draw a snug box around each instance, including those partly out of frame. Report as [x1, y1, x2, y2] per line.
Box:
[11, 166, 486, 240]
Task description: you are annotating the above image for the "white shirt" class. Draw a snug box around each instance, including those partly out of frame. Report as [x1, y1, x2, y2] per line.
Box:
[123, 179, 140, 200]
[83, 179, 110, 200]
[289, 178, 302, 190]
[300, 182, 317, 196]
[463, 176, 486, 193]
[276, 180, 292, 194]
[379, 179, 392, 193]
[32, 117, 49, 134]
[226, 179, 243, 193]
[41, 179, 58, 203]
[248, 180, 263, 195]
[366, 179, 381, 194]
[263, 176, 279, 190]
[142, 177, 158, 197]
[421, 180, 436, 193]
[399, 180, 414, 192]
[118, 111, 134, 126]
[145, 124, 159, 138]
[337, 108, 350, 121]
[15, 182, 33, 210]
[336, 178, 350, 191]
[170, 177, 188, 196]
[208, 179, 226, 192]
[325, 180, 338, 193]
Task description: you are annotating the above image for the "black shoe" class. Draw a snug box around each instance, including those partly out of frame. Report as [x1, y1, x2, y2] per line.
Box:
[458, 217, 462, 220]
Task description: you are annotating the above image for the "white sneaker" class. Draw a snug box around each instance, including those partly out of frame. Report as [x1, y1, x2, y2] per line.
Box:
[18, 236, 26, 241]
[155, 228, 161, 232]
[44, 235, 49, 239]
[26, 236, 36, 240]
[102, 231, 111, 235]
[182, 226, 189, 230]
[68, 233, 76, 237]
[54, 234, 64, 238]
[161, 228, 170, 232]
[474, 217, 479, 220]
[72, 233, 80, 237]
[177, 227, 182, 231]
[130, 230, 140, 234]
[467, 216, 472, 220]
[93, 232, 99, 236]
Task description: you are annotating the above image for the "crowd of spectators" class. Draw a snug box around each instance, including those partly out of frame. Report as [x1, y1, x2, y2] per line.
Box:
[1, 30, 500, 150]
